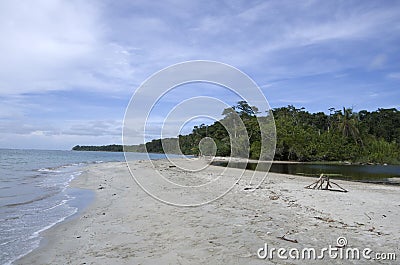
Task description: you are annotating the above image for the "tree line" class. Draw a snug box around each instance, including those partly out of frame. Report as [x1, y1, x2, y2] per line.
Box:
[72, 144, 123, 152]
[72, 102, 400, 164]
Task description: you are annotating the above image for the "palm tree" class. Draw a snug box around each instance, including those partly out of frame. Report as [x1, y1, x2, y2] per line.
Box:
[336, 107, 363, 146]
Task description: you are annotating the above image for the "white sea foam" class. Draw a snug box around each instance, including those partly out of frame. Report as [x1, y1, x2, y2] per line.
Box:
[0, 149, 125, 264]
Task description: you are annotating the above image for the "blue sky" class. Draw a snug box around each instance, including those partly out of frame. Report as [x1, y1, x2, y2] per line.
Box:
[0, 0, 399, 150]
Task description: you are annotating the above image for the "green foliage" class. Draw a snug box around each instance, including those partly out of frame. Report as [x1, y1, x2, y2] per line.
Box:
[72, 144, 123, 152]
[361, 136, 400, 164]
[359, 108, 400, 144]
[250, 141, 261, 159]
[72, 103, 400, 164]
[272, 105, 399, 163]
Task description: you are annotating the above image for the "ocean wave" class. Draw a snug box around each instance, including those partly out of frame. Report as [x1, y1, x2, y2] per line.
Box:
[0, 149, 125, 265]
[42, 199, 69, 212]
[3, 192, 58, 208]
[37, 162, 86, 173]
[28, 207, 78, 240]
[37, 167, 61, 173]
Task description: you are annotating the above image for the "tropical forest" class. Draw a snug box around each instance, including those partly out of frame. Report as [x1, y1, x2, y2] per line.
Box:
[73, 101, 400, 164]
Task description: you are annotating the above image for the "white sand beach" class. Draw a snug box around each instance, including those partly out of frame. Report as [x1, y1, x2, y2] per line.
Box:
[16, 159, 399, 264]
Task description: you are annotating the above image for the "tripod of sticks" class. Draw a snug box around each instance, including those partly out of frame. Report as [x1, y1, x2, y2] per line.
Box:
[305, 173, 348, 192]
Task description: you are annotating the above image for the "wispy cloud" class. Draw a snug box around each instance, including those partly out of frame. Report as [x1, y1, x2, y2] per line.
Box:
[0, 0, 135, 96]
[387, 72, 400, 79]
[1, 0, 399, 149]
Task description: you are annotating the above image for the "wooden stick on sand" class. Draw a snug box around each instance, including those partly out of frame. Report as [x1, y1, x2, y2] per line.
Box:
[305, 173, 348, 192]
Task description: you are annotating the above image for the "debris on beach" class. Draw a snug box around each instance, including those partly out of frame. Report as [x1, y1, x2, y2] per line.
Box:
[314, 216, 335, 222]
[304, 174, 348, 192]
[269, 195, 279, 200]
[277, 234, 298, 243]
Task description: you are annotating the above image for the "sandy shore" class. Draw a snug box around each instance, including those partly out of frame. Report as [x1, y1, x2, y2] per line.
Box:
[17, 159, 399, 264]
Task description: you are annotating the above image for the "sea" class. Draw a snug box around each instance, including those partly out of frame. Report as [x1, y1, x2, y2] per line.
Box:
[0, 149, 169, 265]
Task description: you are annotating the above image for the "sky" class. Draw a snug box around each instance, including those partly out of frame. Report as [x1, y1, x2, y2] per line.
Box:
[0, 0, 399, 150]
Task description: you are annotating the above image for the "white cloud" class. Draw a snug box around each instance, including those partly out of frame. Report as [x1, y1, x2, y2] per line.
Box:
[0, 0, 134, 96]
[63, 119, 122, 136]
[0, 132, 122, 150]
[369, 54, 387, 69]
[2, 0, 398, 97]
[1, 0, 399, 149]
[387, 72, 400, 79]
[0, 116, 121, 136]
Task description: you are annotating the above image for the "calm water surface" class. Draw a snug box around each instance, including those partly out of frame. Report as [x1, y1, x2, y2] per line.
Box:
[212, 161, 400, 185]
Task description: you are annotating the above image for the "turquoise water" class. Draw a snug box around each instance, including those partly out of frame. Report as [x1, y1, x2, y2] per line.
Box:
[0, 149, 170, 265]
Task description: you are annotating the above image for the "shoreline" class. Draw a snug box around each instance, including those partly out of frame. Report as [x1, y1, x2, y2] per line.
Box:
[10, 177, 95, 265]
[17, 159, 399, 264]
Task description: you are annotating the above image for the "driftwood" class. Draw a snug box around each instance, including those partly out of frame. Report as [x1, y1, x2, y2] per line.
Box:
[364, 212, 372, 220]
[277, 235, 298, 243]
[305, 174, 348, 192]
